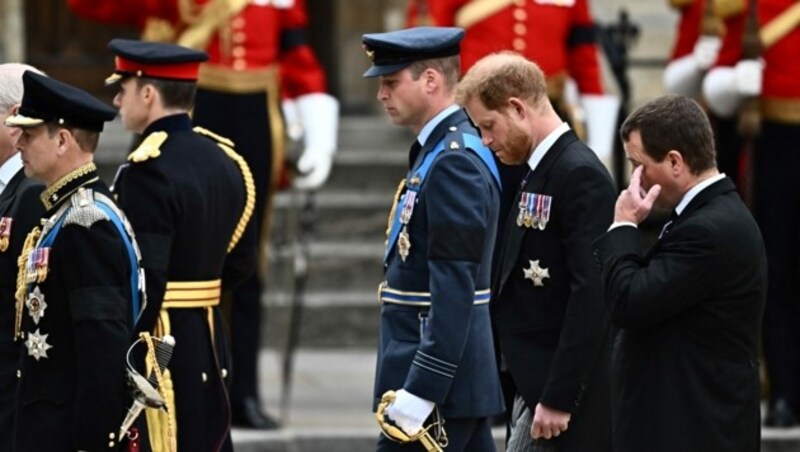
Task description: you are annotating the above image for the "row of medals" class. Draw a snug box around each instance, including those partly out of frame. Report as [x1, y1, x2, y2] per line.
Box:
[517, 192, 551, 230]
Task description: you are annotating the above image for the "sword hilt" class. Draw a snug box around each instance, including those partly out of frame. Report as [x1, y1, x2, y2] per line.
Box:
[375, 390, 447, 452]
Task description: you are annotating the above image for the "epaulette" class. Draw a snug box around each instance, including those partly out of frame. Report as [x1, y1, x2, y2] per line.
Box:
[128, 131, 167, 163]
[63, 188, 110, 229]
[443, 125, 467, 151]
[193, 126, 235, 148]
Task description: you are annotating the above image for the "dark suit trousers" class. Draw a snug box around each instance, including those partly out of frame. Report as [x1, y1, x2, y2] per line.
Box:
[755, 120, 800, 410]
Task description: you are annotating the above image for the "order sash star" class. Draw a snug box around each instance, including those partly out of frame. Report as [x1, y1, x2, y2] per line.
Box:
[523, 260, 550, 286]
[25, 329, 52, 361]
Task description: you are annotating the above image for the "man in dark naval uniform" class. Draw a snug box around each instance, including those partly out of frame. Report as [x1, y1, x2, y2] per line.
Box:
[0, 63, 45, 452]
[362, 27, 505, 451]
[6, 71, 142, 451]
[106, 39, 256, 452]
[458, 53, 615, 452]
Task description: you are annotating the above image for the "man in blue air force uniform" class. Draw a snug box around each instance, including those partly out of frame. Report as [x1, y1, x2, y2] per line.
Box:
[362, 27, 505, 451]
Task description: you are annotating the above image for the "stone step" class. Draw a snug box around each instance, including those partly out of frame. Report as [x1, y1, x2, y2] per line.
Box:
[270, 191, 391, 241]
[325, 149, 407, 192]
[337, 115, 413, 152]
[262, 291, 379, 349]
[235, 349, 800, 452]
[265, 241, 384, 295]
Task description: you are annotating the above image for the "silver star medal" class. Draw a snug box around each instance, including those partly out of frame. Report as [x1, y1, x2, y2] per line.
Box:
[25, 328, 53, 361]
[523, 260, 550, 286]
[26, 286, 47, 324]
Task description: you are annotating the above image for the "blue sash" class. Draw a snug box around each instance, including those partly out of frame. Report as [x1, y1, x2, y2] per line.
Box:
[37, 202, 141, 326]
[384, 134, 501, 262]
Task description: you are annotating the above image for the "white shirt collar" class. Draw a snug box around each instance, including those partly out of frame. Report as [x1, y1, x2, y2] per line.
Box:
[417, 105, 462, 147]
[527, 122, 570, 172]
[675, 173, 726, 215]
[0, 153, 23, 195]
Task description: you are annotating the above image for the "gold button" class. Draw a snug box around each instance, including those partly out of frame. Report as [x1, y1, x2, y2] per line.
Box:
[514, 23, 527, 35]
[202, 372, 208, 382]
[232, 17, 245, 28]
[514, 8, 527, 21]
[232, 46, 246, 58]
[513, 38, 526, 51]
[233, 32, 246, 43]
[221, 368, 228, 378]
[108, 441, 115, 448]
[109, 433, 115, 440]
[233, 60, 246, 71]
[16, 370, 21, 378]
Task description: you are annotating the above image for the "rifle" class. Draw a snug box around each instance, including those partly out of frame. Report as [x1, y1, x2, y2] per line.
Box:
[597, 8, 640, 191]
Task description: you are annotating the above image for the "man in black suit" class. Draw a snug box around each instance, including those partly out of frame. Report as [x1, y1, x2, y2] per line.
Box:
[0, 63, 44, 452]
[592, 94, 767, 451]
[458, 52, 615, 451]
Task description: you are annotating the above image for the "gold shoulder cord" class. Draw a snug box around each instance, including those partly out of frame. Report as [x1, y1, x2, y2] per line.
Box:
[385, 179, 407, 246]
[176, 0, 250, 50]
[193, 127, 255, 252]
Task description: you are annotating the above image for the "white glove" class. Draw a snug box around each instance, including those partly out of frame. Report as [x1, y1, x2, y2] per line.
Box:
[663, 55, 703, 97]
[703, 66, 741, 118]
[663, 36, 721, 97]
[692, 35, 722, 70]
[581, 94, 620, 174]
[385, 389, 435, 436]
[281, 98, 303, 142]
[291, 92, 339, 191]
[734, 58, 763, 97]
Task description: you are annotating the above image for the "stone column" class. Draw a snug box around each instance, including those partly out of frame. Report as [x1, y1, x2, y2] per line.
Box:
[1, 0, 25, 62]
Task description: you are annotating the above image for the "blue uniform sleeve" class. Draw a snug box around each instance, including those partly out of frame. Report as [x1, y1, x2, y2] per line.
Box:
[404, 151, 493, 404]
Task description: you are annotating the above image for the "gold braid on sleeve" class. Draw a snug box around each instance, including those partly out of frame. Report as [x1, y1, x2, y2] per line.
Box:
[14, 227, 41, 340]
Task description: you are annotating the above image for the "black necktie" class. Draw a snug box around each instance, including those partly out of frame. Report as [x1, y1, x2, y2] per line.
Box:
[409, 140, 422, 170]
[658, 210, 679, 239]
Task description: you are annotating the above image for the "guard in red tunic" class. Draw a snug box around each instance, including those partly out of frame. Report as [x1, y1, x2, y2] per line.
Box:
[703, 0, 800, 428]
[68, 0, 339, 429]
[662, 0, 749, 189]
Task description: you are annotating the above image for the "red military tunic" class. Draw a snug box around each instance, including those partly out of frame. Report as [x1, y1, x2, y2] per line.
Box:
[409, 0, 603, 94]
[669, 0, 706, 60]
[67, 0, 327, 99]
[715, 0, 800, 108]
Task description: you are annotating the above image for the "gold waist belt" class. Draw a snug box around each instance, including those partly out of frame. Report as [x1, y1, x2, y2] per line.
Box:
[161, 279, 221, 309]
[761, 97, 800, 124]
[197, 64, 279, 94]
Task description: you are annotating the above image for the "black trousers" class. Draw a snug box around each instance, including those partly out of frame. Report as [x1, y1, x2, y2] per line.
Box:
[194, 88, 275, 405]
[755, 120, 800, 411]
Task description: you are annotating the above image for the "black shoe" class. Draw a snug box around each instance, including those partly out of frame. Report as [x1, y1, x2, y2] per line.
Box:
[765, 399, 799, 427]
[231, 397, 280, 430]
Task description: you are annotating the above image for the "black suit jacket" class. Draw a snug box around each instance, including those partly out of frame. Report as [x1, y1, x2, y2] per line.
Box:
[492, 130, 615, 450]
[0, 168, 43, 451]
[592, 177, 766, 452]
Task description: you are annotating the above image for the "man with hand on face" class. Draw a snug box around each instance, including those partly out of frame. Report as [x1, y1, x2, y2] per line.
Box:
[457, 52, 614, 452]
[363, 26, 505, 451]
[592, 94, 766, 451]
